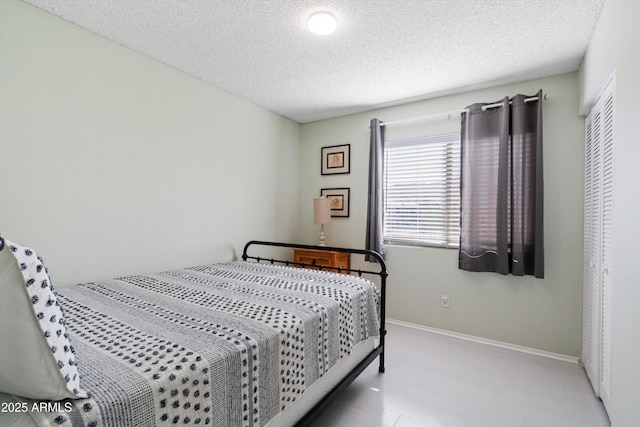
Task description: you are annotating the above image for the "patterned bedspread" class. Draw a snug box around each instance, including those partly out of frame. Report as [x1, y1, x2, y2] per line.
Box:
[8, 261, 379, 427]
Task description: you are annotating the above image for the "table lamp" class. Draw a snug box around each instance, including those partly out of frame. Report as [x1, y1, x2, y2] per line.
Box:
[313, 197, 332, 246]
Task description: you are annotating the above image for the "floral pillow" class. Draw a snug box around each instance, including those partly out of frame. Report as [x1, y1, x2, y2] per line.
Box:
[0, 239, 87, 400]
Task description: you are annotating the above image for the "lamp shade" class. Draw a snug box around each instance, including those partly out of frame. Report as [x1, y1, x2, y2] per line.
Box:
[313, 197, 332, 225]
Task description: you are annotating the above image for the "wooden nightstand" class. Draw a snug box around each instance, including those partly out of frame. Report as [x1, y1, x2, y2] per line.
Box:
[293, 248, 350, 274]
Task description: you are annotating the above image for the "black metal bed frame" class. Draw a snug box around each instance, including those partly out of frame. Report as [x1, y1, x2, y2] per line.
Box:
[241, 240, 387, 426]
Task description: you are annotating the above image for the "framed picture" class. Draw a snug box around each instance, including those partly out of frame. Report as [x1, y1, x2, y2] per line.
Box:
[321, 144, 350, 175]
[321, 188, 350, 217]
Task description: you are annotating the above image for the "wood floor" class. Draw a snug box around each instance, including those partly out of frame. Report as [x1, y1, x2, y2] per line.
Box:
[311, 323, 610, 427]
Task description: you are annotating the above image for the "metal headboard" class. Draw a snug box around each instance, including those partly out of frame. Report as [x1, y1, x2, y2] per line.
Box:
[241, 240, 387, 277]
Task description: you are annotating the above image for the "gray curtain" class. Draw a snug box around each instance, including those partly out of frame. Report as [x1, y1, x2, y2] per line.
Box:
[365, 118, 385, 261]
[459, 90, 544, 278]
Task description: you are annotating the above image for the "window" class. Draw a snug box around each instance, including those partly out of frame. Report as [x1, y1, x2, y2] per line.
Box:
[383, 133, 460, 248]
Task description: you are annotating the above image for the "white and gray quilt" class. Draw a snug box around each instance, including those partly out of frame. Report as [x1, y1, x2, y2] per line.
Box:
[13, 261, 380, 427]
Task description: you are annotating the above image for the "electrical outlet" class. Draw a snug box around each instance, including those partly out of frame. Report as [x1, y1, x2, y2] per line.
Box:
[440, 293, 450, 308]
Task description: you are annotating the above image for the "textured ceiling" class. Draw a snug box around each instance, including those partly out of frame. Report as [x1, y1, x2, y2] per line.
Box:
[23, 0, 606, 123]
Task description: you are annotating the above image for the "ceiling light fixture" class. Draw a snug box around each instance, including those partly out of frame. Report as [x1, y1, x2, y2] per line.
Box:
[307, 11, 337, 35]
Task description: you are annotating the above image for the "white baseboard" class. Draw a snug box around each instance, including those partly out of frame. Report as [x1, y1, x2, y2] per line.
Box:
[387, 318, 579, 364]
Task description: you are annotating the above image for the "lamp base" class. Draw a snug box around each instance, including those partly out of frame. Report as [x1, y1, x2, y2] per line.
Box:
[318, 224, 326, 246]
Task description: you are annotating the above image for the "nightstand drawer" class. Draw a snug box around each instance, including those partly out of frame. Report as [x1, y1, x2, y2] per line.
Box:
[293, 248, 350, 274]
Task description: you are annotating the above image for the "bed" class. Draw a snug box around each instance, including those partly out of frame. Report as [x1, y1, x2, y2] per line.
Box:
[0, 239, 387, 427]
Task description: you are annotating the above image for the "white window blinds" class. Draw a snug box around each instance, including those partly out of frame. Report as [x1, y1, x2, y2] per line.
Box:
[383, 133, 461, 248]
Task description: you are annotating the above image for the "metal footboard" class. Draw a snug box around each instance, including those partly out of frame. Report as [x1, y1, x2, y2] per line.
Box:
[241, 240, 388, 426]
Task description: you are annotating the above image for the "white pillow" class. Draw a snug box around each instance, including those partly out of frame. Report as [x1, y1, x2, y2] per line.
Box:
[0, 239, 87, 400]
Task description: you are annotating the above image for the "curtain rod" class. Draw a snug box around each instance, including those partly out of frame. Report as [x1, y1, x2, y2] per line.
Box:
[481, 93, 548, 111]
[381, 93, 548, 128]
[381, 109, 468, 127]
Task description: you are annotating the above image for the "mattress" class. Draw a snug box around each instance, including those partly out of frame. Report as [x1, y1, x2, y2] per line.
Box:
[0, 261, 380, 427]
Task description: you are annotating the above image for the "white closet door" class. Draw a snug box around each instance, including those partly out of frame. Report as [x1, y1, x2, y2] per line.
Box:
[599, 77, 615, 414]
[582, 74, 615, 419]
[582, 96, 602, 395]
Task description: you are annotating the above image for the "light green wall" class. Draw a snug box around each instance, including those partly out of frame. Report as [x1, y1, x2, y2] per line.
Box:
[300, 73, 585, 357]
[579, 0, 640, 425]
[0, 0, 301, 286]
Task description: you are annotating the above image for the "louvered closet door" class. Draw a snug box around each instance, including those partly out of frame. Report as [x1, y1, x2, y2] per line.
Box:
[582, 74, 615, 419]
[582, 96, 602, 395]
[599, 77, 615, 414]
